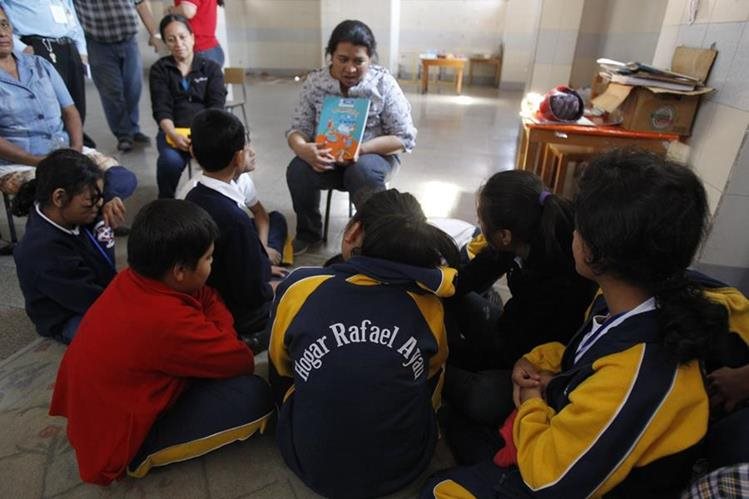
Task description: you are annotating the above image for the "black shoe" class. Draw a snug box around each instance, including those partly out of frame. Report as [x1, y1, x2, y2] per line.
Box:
[240, 331, 269, 354]
[0, 241, 14, 256]
[132, 132, 151, 146]
[113, 225, 130, 237]
[82, 133, 97, 149]
[117, 137, 133, 152]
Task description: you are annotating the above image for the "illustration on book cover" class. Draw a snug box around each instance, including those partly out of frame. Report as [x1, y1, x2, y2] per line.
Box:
[315, 96, 371, 162]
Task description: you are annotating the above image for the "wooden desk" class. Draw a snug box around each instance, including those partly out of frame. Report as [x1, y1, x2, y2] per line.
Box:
[516, 121, 680, 172]
[469, 57, 502, 86]
[420, 58, 466, 94]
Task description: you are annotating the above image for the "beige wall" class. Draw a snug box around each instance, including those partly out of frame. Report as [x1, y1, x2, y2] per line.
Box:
[654, 0, 749, 288]
[570, 0, 668, 88]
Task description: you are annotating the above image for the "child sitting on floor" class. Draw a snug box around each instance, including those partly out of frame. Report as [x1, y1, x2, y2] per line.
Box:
[50, 199, 273, 485]
[185, 109, 285, 351]
[13, 149, 116, 343]
[176, 129, 291, 266]
[422, 149, 729, 498]
[269, 189, 460, 498]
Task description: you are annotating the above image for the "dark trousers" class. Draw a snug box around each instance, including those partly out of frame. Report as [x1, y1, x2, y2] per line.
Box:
[156, 131, 191, 198]
[706, 407, 749, 470]
[129, 375, 273, 477]
[421, 461, 534, 499]
[249, 210, 288, 256]
[21, 36, 86, 123]
[286, 154, 397, 242]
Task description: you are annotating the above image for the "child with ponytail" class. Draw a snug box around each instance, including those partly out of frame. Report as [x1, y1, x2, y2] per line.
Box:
[13, 149, 117, 343]
[423, 149, 728, 498]
[268, 188, 459, 498]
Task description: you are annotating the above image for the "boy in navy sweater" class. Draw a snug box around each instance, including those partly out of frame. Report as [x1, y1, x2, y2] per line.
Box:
[185, 109, 280, 351]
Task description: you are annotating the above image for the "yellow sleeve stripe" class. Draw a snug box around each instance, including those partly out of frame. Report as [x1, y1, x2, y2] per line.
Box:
[345, 274, 381, 286]
[406, 291, 448, 376]
[704, 287, 749, 345]
[281, 235, 294, 266]
[415, 266, 457, 298]
[127, 410, 273, 478]
[466, 233, 488, 261]
[432, 479, 478, 499]
[269, 275, 334, 377]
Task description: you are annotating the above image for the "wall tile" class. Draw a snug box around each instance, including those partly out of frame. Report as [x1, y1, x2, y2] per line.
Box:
[535, 30, 559, 64]
[703, 179, 724, 216]
[554, 30, 580, 65]
[677, 22, 709, 47]
[721, 24, 749, 111]
[702, 22, 744, 100]
[692, 104, 749, 191]
[726, 131, 749, 195]
[681, 0, 717, 23]
[711, 0, 749, 23]
[701, 193, 749, 266]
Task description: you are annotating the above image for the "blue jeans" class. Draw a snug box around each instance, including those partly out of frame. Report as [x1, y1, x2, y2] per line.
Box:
[285, 154, 398, 242]
[104, 165, 138, 201]
[156, 131, 191, 198]
[197, 44, 225, 68]
[249, 210, 288, 255]
[86, 35, 142, 139]
[58, 314, 83, 344]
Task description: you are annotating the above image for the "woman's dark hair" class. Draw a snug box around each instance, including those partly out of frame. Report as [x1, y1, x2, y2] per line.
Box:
[325, 20, 377, 59]
[128, 199, 219, 280]
[12, 149, 103, 217]
[478, 170, 574, 267]
[350, 189, 459, 268]
[575, 149, 727, 363]
[190, 109, 246, 171]
[159, 13, 192, 40]
[217, 0, 224, 6]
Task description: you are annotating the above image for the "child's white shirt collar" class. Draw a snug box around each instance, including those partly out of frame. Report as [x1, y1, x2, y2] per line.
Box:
[197, 175, 246, 209]
[35, 202, 79, 236]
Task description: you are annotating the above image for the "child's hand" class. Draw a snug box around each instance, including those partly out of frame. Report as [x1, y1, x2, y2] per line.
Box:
[265, 246, 282, 265]
[271, 265, 288, 278]
[708, 366, 749, 413]
[101, 197, 126, 229]
[512, 357, 542, 389]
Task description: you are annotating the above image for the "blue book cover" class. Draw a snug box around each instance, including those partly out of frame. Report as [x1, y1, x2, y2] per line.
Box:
[315, 96, 371, 161]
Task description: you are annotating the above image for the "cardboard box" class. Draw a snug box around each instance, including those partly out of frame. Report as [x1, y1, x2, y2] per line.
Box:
[591, 47, 716, 136]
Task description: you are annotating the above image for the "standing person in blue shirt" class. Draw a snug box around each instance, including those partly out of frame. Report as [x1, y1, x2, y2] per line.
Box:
[269, 189, 459, 498]
[0, 5, 136, 227]
[286, 19, 417, 255]
[13, 149, 116, 344]
[186, 109, 284, 353]
[71, 0, 162, 152]
[0, 0, 97, 148]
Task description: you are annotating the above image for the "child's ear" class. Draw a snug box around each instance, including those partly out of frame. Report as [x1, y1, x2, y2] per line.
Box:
[492, 229, 512, 248]
[51, 188, 68, 208]
[171, 263, 187, 283]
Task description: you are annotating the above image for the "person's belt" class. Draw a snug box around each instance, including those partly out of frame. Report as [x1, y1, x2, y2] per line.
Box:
[20, 35, 74, 45]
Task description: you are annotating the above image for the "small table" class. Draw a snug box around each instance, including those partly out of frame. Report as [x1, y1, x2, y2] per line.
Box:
[516, 120, 681, 172]
[420, 57, 467, 94]
[469, 56, 502, 87]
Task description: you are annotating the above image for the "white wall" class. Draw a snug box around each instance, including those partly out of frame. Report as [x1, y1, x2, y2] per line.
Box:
[501, 0, 542, 89]
[653, 0, 749, 290]
[398, 0, 506, 81]
[570, 0, 668, 88]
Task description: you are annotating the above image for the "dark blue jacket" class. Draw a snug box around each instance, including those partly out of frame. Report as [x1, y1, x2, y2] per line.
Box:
[14, 208, 116, 339]
[268, 256, 455, 498]
[186, 183, 272, 330]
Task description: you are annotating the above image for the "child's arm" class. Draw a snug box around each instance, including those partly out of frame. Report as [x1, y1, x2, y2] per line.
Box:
[197, 284, 236, 334]
[248, 201, 282, 265]
[708, 364, 749, 412]
[34, 252, 109, 316]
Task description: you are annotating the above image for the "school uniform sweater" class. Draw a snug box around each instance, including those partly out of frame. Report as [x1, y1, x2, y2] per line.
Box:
[14, 207, 116, 339]
[455, 234, 597, 367]
[268, 256, 456, 499]
[49, 268, 254, 485]
[186, 183, 273, 329]
[515, 294, 709, 498]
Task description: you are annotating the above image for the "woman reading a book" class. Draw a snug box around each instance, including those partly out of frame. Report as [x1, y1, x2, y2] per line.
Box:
[285, 19, 417, 255]
[149, 14, 226, 198]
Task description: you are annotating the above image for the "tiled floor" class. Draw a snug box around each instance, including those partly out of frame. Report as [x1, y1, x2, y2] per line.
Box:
[0, 74, 521, 497]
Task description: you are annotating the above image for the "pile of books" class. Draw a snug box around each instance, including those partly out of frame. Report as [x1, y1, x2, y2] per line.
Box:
[596, 58, 704, 92]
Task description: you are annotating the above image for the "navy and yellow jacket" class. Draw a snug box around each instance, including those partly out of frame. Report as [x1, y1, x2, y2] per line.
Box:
[516, 294, 708, 498]
[269, 256, 454, 499]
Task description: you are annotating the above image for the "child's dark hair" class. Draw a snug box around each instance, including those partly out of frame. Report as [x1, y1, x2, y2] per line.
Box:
[12, 149, 103, 217]
[350, 189, 459, 268]
[190, 109, 246, 172]
[325, 20, 378, 59]
[478, 170, 574, 267]
[159, 13, 192, 40]
[575, 149, 727, 363]
[128, 199, 219, 280]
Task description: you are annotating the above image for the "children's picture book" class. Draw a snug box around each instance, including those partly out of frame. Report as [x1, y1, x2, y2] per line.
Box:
[315, 96, 371, 162]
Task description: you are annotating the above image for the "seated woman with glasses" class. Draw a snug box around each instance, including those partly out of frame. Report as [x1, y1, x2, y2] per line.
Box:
[13, 149, 118, 344]
[149, 13, 226, 198]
